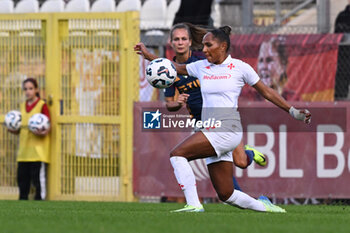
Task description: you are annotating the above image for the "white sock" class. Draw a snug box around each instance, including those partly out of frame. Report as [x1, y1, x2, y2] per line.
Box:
[225, 190, 266, 212]
[170, 156, 201, 207]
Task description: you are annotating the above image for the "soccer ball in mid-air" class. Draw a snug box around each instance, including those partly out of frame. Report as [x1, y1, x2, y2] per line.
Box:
[146, 58, 177, 89]
[4, 110, 22, 131]
[28, 113, 50, 132]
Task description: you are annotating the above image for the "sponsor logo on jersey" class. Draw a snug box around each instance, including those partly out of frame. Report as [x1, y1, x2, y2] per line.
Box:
[203, 74, 232, 80]
[177, 79, 200, 92]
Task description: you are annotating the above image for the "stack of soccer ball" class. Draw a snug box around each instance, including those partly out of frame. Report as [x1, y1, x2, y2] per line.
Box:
[4, 110, 50, 132]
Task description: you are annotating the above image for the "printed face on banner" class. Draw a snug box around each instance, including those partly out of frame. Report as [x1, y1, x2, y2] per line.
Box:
[257, 41, 285, 87]
[228, 34, 343, 102]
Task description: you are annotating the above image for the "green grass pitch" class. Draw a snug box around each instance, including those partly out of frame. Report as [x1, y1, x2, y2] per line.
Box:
[0, 200, 349, 233]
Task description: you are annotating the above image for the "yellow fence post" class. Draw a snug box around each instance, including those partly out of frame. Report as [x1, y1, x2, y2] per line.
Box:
[125, 11, 140, 201]
[45, 14, 64, 200]
[119, 12, 128, 202]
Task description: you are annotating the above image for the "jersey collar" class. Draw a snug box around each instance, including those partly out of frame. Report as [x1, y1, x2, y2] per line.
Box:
[207, 55, 232, 66]
[221, 55, 232, 65]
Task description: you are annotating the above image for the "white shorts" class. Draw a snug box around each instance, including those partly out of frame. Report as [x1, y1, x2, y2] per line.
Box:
[201, 119, 243, 165]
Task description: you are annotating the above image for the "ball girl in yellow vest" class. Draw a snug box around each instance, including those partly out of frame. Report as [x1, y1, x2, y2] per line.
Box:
[8, 78, 50, 200]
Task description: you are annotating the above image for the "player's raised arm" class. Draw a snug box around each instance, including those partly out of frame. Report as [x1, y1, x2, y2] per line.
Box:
[253, 80, 311, 124]
[134, 42, 158, 61]
[134, 42, 189, 76]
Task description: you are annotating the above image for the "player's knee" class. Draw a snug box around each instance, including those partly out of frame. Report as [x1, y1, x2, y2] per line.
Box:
[234, 159, 248, 169]
[216, 189, 233, 202]
[170, 149, 193, 162]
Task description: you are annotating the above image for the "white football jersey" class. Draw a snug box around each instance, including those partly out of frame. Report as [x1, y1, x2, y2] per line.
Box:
[186, 55, 259, 121]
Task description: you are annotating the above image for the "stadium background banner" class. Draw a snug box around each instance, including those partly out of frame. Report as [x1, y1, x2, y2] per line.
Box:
[165, 34, 343, 102]
[133, 102, 350, 199]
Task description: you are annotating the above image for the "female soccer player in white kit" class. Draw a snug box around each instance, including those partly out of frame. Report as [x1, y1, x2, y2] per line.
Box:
[135, 26, 311, 213]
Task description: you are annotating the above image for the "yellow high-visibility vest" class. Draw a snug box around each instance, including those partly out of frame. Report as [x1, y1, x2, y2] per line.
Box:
[17, 99, 50, 163]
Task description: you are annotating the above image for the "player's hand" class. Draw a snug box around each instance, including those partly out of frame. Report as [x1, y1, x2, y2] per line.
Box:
[134, 42, 145, 55]
[177, 94, 190, 106]
[32, 128, 50, 136]
[289, 107, 311, 124]
[134, 43, 159, 61]
[134, 42, 150, 59]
